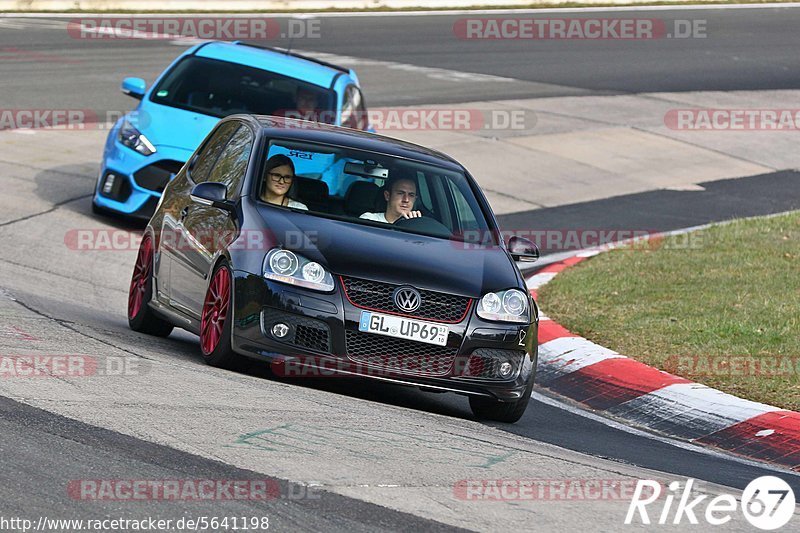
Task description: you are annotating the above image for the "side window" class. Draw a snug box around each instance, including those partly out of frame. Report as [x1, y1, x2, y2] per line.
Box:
[415, 171, 434, 211]
[189, 121, 239, 183]
[447, 179, 479, 232]
[341, 85, 367, 130]
[206, 126, 254, 197]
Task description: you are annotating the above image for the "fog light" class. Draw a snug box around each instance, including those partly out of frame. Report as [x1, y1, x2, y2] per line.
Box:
[102, 173, 117, 194]
[271, 323, 289, 338]
[499, 362, 513, 377]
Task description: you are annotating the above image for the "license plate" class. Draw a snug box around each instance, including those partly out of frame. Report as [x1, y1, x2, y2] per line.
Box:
[358, 311, 448, 346]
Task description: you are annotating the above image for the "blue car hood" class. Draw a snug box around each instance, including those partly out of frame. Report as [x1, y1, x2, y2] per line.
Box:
[136, 102, 220, 152]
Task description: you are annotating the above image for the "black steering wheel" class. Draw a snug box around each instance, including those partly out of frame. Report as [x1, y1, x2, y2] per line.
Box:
[392, 215, 452, 237]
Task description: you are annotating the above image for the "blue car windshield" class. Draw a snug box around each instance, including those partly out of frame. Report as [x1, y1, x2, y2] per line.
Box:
[259, 139, 495, 243]
[150, 56, 336, 120]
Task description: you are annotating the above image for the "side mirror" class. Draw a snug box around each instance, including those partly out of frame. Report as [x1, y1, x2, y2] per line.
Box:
[121, 77, 146, 100]
[508, 236, 539, 263]
[190, 182, 235, 212]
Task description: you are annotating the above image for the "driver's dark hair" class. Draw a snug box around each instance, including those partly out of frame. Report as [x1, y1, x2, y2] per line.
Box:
[379, 171, 418, 213]
[384, 171, 417, 194]
[262, 154, 298, 200]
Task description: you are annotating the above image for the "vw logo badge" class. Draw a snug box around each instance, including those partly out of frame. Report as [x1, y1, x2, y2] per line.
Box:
[393, 286, 421, 313]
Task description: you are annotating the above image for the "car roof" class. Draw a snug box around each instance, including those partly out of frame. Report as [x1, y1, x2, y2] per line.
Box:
[192, 41, 347, 89]
[248, 115, 465, 171]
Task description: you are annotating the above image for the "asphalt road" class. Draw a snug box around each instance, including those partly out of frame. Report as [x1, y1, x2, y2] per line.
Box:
[0, 396, 462, 532]
[503, 169, 800, 257]
[2, 5, 800, 110]
[1, 6, 799, 531]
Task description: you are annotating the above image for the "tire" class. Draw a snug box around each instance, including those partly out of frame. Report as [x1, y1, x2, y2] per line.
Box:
[128, 234, 174, 337]
[469, 377, 534, 423]
[199, 262, 242, 369]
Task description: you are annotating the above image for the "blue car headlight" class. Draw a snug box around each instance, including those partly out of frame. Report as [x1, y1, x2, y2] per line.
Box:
[477, 289, 529, 323]
[118, 120, 156, 156]
[263, 249, 334, 292]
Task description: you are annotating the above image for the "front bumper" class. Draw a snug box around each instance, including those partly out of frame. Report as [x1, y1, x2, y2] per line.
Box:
[93, 136, 191, 219]
[230, 271, 538, 402]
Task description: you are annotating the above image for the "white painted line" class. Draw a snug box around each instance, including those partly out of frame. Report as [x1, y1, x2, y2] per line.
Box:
[297, 50, 520, 83]
[608, 382, 782, 437]
[526, 271, 557, 289]
[576, 249, 602, 258]
[531, 390, 800, 478]
[664, 184, 707, 191]
[539, 336, 623, 374]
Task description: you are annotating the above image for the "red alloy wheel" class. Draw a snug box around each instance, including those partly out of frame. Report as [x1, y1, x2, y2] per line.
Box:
[128, 235, 153, 319]
[200, 267, 231, 355]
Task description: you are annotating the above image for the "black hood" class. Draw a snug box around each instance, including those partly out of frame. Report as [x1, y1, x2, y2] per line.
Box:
[254, 208, 521, 298]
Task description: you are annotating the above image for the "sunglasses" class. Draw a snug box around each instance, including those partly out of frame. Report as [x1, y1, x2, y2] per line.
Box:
[268, 171, 293, 184]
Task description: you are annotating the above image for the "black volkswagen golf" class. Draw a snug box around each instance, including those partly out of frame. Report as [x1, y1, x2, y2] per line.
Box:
[128, 115, 540, 422]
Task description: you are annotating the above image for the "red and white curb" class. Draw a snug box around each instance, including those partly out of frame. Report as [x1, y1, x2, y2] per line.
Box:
[528, 249, 800, 472]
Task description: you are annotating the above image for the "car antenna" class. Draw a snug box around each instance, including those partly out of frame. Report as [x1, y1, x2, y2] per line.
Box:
[285, 36, 294, 55]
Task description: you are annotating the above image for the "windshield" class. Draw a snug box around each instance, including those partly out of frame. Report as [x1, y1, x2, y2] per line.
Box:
[150, 56, 336, 120]
[258, 139, 495, 243]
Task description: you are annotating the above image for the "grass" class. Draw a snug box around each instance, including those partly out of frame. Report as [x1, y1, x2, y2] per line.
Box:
[537, 211, 800, 411]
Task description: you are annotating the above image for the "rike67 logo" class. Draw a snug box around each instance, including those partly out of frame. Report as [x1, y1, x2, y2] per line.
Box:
[626, 476, 795, 530]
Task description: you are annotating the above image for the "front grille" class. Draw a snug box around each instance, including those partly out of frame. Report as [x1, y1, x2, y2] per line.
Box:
[261, 308, 331, 353]
[133, 160, 184, 192]
[345, 330, 457, 376]
[341, 277, 471, 323]
[459, 349, 524, 380]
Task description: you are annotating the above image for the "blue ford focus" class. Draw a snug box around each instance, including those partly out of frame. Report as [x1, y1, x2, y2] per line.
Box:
[93, 41, 369, 220]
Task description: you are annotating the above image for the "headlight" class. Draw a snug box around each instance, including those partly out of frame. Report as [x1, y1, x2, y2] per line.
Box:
[263, 249, 334, 292]
[477, 289, 529, 323]
[118, 120, 156, 156]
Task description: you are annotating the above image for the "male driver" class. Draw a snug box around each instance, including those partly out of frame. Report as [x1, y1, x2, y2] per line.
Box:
[360, 177, 422, 223]
[295, 87, 319, 116]
[290, 87, 335, 124]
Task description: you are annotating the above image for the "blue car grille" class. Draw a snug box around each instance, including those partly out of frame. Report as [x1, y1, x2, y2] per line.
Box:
[133, 160, 184, 192]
